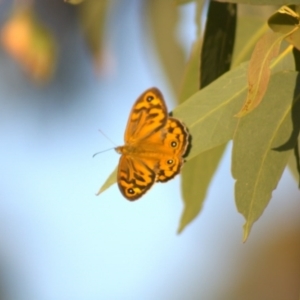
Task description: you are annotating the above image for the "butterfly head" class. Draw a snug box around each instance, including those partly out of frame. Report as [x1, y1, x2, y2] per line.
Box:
[115, 146, 122, 154]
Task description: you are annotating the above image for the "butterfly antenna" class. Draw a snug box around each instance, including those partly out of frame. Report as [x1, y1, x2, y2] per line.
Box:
[93, 147, 115, 158]
[98, 129, 117, 147]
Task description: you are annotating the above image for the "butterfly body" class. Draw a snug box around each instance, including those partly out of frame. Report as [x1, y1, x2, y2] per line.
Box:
[116, 88, 189, 200]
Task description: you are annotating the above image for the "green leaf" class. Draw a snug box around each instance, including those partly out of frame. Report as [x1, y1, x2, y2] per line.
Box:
[96, 166, 117, 196]
[174, 0, 194, 5]
[178, 38, 201, 103]
[232, 17, 268, 68]
[178, 144, 226, 233]
[194, 0, 205, 37]
[65, 0, 85, 4]
[232, 71, 300, 241]
[147, 0, 185, 93]
[178, 38, 225, 234]
[77, 0, 109, 68]
[173, 62, 249, 160]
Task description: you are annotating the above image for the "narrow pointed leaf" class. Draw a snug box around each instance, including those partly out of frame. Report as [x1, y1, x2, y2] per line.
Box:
[147, 0, 185, 93]
[178, 144, 226, 233]
[232, 18, 268, 68]
[236, 31, 283, 117]
[65, 0, 85, 4]
[174, 0, 194, 4]
[77, 0, 109, 71]
[96, 166, 117, 196]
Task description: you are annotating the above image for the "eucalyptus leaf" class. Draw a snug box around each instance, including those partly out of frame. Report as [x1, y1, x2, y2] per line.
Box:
[96, 166, 117, 196]
[178, 144, 226, 233]
[232, 71, 300, 241]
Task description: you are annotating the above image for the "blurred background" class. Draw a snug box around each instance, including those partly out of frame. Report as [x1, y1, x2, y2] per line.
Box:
[0, 0, 299, 299]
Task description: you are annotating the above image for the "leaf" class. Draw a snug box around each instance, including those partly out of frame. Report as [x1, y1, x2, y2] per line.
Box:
[178, 38, 201, 102]
[232, 71, 300, 241]
[77, 0, 109, 72]
[268, 5, 300, 51]
[200, 2, 237, 87]
[147, 0, 185, 93]
[174, 0, 194, 4]
[173, 62, 249, 160]
[194, 0, 205, 37]
[178, 144, 226, 233]
[1, 7, 57, 83]
[96, 166, 117, 196]
[236, 31, 283, 117]
[232, 17, 268, 68]
[65, 0, 85, 4]
[178, 1, 236, 233]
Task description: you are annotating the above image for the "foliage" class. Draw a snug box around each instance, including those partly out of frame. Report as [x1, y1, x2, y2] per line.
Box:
[2, 0, 300, 240]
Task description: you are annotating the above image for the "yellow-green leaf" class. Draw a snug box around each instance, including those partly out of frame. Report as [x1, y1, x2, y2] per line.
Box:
[174, 0, 194, 5]
[268, 5, 300, 51]
[96, 166, 117, 196]
[77, 0, 109, 70]
[178, 144, 226, 233]
[232, 71, 299, 241]
[147, 0, 185, 93]
[65, 0, 85, 4]
[232, 17, 268, 68]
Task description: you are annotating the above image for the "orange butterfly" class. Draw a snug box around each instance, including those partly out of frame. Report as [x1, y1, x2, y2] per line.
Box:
[115, 87, 189, 200]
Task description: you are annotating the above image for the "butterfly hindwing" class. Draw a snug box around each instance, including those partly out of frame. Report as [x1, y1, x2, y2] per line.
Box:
[156, 118, 189, 182]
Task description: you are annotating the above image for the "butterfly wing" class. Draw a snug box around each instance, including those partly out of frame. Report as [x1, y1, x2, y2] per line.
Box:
[124, 88, 168, 143]
[117, 155, 156, 201]
[154, 117, 189, 182]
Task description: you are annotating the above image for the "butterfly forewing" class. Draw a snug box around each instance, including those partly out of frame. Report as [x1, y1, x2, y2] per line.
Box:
[124, 88, 168, 143]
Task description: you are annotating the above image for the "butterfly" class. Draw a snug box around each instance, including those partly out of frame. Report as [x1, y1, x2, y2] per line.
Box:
[115, 87, 189, 201]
